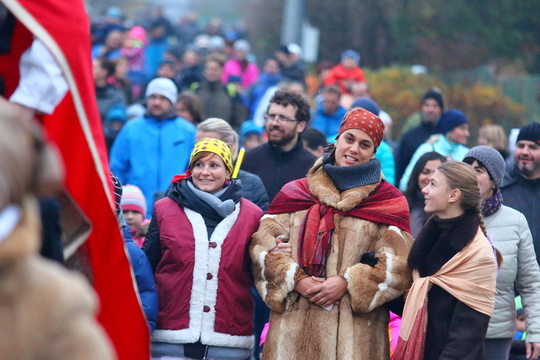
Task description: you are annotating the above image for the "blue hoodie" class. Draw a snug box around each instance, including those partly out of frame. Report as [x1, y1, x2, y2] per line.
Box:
[110, 115, 196, 217]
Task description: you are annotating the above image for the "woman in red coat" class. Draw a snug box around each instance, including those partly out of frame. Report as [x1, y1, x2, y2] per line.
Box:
[143, 138, 263, 359]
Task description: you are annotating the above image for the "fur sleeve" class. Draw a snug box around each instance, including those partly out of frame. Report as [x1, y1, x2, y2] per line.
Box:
[342, 226, 413, 313]
[250, 214, 307, 312]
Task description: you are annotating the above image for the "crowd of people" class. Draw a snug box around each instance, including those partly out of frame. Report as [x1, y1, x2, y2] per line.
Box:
[2, 4, 540, 360]
[90, 6, 540, 360]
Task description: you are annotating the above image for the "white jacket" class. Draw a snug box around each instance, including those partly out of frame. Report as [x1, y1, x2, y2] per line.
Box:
[485, 205, 540, 342]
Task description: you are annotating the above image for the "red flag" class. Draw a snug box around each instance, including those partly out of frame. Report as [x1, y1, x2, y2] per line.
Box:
[0, 1, 150, 359]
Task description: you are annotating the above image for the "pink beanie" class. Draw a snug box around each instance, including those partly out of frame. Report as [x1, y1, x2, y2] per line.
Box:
[121, 185, 146, 215]
[129, 26, 147, 44]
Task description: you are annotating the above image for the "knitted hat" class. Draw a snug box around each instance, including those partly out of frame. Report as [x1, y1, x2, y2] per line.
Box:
[239, 120, 264, 144]
[209, 36, 225, 51]
[288, 43, 302, 58]
[338, 108, 385, 149]
[233, 39, 250, 53]
[128, 26, 147, 44]
[106, 7, 122, 19]
[516, 122, 540, 145]
[437, 109, 469, 135]
[421, 89, 444, 110]
[351, 97, 380, 116]
[463, 146, 506, 186]
[379, 110, 393, 126]
[126, 103, 146, 119]
[145, 77, 178, 105]
[121, 185, 147, 216]
[276, 44, 291, 55]
[341, 49, 360, 65]
[189, 138, 234, 174]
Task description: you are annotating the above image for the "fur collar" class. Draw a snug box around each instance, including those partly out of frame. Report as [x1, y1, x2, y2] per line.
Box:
[408, 210, 480, 276]
[307, 159, 380, 212]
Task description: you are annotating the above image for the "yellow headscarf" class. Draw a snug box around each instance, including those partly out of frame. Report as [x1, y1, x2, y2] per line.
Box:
[189, 138, 234, 174]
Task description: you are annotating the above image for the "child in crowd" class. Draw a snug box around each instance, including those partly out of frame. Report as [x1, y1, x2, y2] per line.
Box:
[510, 296, 528, 360]
[121, 185, 150, 247]
[324, 49, 365, 96]
[239, 120, 265, 150]
[111, 174, 158, 333]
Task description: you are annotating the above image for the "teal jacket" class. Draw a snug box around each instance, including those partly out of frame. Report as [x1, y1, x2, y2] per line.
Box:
[375, 140, 395, 186]
[399, 135, 469, 190]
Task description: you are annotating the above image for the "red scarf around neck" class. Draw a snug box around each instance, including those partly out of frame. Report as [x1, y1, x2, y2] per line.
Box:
[268, 178, 410, 276]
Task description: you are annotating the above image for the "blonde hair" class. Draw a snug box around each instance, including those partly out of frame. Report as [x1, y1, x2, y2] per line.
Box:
[478, 125, 509, 154]
[196, 118, 239, 159]
[436, 162, 487, 236]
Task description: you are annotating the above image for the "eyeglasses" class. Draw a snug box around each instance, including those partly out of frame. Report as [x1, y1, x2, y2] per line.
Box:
[264, 113, 297, 123]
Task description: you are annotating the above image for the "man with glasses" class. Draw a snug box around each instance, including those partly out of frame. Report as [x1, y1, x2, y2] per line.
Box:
[243, 90, 317, 203]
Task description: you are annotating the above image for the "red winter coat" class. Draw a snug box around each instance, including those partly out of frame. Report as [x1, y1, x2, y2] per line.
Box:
[324, 64, 365, 95]
[151, 197, 262, 349]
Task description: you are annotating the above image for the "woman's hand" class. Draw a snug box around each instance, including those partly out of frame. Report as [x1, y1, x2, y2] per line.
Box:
[294, 276, 325, 298]
[268, 236, 292, 256]
[305, 276, 348, 308]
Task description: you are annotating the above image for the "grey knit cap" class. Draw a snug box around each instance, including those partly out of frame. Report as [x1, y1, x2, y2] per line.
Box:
[463, 145, 505, 186]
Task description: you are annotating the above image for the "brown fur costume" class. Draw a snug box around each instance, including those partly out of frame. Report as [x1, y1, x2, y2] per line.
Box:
[0, 100, 115, 360]
[250, 159, 413, 360]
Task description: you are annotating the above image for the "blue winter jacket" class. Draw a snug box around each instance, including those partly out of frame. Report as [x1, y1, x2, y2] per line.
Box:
[122, 225, 158, 333]
[110, 115, 196, 217]
[311, 103, 348, 139]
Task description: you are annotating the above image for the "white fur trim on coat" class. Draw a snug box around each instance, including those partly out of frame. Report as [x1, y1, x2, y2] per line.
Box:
[368, 252, 395, 311]
[153, 203, 253, 349]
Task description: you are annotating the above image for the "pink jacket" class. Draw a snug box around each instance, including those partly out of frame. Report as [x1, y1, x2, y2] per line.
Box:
[222, 58, 259, 89]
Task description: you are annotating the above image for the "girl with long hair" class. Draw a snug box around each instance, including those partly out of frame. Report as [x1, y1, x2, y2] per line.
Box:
[395, 162, 499, 360]
[403, 151, 447, 237]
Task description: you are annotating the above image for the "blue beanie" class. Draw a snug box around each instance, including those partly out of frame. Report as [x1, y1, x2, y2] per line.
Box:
[341, 50, 360, 65]
[351, 97, 380, 116]
[239, 120, 264, 144]
[438, 109, 469, 135]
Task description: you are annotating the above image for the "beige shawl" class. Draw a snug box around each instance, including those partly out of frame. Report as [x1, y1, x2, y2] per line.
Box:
[394, 229, 497, 360]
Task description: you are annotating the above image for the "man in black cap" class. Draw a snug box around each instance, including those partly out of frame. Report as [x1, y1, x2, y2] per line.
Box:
[394, 89, 444, 185]
[501, 122, 540, 265]
[274, 45, 306, 84]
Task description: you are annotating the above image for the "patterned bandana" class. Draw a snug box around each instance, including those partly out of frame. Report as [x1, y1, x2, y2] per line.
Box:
[337, 107, 385, 149]
[189, 137, 234, 174]
[481, 189, 503, 218]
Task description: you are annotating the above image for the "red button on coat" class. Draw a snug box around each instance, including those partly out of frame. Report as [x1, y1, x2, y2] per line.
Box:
[203, 306, 211, 312]
[209, 242, 217, 248]
[207, 273, 213, 280]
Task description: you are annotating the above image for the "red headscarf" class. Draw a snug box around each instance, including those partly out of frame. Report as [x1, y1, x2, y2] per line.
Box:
[338, 107, 385, 149]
